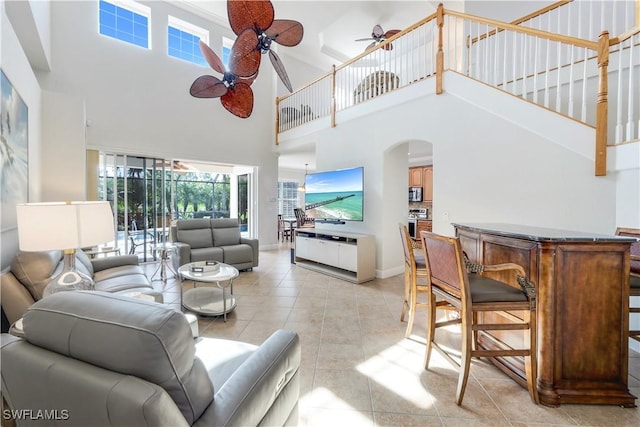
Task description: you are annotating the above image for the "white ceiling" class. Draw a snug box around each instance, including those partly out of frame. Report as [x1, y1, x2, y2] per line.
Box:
[174, 1, 441, 70]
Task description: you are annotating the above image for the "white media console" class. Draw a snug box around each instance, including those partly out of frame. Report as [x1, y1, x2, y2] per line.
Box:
[294, 228, 376, 283]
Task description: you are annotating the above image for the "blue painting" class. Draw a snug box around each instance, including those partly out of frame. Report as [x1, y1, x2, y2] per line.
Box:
[1, 70, 28, 231]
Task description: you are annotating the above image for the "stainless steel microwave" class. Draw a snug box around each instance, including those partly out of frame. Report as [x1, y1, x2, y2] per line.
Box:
[409, 187, 422, 202]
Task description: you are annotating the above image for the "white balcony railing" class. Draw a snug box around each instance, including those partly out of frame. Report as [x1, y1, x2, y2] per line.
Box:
[276, 2, 640, 176]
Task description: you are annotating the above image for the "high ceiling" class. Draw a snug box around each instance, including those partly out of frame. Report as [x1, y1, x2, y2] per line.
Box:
[173, 1, 441, 70]
[172, 1, 549, 170]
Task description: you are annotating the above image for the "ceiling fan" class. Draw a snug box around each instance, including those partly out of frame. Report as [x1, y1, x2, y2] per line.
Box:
[189, 37, 259, 118]
[355, 24, 401, 52]
[227, 0, 304, 92]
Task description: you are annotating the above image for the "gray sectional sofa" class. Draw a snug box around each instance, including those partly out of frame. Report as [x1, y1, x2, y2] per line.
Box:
[171, 218, 259, 271]
[0, 249, 162, 325]
[1, 291, 300, 426]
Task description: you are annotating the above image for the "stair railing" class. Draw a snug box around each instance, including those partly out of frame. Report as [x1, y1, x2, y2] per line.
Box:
[511, 0, 638, 42]
[276, 3, 634, 176]
[609, 25, 640, 145]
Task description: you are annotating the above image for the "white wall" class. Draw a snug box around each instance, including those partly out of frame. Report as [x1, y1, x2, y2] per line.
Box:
[34, 0, 280, 247]
[280, 73, 618, 276]
[40, 90, 86, 201]
[0, 4, 43, 269]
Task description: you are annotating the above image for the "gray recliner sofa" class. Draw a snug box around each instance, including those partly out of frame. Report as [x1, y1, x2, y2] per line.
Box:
[0, 249, 162, 326]
[0, 291, 300, 426]
[171, 218, 259, 271]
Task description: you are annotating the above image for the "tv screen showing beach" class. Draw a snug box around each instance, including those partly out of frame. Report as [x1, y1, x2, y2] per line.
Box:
[304, 167, 364, 221]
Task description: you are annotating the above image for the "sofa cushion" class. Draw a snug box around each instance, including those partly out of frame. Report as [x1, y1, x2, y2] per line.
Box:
[221, 244, 253, 265]
[11, 250, 63, 300]
[211, 218, 241, 247]
[94, 273, 152, 293]
[22, 291, 214, 425]
[194, 337, 256, 391]
[190, 247, 224, 263]
[93, 264, 146, 282]
[213, 227, 241, 247]
[175, 219, 214, 249]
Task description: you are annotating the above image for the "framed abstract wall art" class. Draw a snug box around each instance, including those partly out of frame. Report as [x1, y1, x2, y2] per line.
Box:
[1, 69, 29, 232]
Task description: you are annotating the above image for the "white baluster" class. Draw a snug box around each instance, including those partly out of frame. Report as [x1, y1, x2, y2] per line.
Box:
[502, 25, 508, 89]
[615, 38, 625, 143]
[512, 30, 518, 94]
[568, 44, 575, 117]
[555, 13, 562, 113]
[522, 34, 527, 99]
[494, 25, 499, 86]
[477, 22, 482, 80]
[533, 35, 539, 104]
[627, 35, 635, 141]
[544, 13, 551, 108]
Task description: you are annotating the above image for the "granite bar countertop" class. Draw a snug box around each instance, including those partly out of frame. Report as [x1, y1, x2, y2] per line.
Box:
[453, 223, 638, 243]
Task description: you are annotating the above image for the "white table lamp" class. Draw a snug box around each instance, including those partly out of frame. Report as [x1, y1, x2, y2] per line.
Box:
[16, 201, 115, 296]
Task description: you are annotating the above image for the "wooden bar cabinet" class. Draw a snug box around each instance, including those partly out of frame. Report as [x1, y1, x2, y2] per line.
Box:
[453, 223, 636, 407]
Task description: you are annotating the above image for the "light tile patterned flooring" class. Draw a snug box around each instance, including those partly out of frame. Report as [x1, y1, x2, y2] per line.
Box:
[144, 245, 640, 427]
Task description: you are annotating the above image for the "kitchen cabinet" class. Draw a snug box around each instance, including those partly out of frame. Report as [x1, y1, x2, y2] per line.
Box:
[409, 167, 422, 187]
[417, 220, 432, 235]
[422, 166, 433, 201]
[408, 166, 433, 201]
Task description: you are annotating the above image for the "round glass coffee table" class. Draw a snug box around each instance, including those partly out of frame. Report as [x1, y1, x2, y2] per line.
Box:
[178, 261, 239, 321]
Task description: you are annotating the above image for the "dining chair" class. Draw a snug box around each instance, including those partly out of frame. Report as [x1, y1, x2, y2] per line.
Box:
[398, 223, 430, 338]
[615, 227, 640, 343]
[419, 230, 539, 405]
[278, 214, 292, 242]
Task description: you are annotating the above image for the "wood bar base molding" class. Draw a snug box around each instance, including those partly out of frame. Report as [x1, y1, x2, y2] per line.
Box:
[454, 223, 637, 408]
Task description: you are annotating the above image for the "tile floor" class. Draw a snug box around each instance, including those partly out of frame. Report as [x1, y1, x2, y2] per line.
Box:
[144, 245, 640, 427]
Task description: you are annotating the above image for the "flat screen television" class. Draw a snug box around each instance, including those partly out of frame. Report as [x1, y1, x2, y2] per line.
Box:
[304, 166, 364, 222]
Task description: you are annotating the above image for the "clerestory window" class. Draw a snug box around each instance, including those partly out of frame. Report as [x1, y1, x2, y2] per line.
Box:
[221, 37, 233, 69]
[168, 16, 209, 66]
[99, 0, 150, 48]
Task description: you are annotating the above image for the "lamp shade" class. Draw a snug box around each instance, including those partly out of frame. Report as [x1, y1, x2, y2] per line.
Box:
[16, 201, 115, 251]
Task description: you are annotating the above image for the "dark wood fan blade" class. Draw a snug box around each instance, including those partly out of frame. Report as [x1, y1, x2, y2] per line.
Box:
[384, 29, 401, 39]
[383, 43, 394, 51]
[229, 28, 261, 78]
[227, 0, 274, 35]
[198, 40, 226, 74]
[269, 50, 292, 92]
[221, 82, 254, 118]
[266, 20, 303, 47]
[372, 24, 384, 38]
[190, 75, 227, 98]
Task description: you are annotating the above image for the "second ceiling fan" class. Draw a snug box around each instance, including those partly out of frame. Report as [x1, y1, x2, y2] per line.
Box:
[355, 24, 400, 52]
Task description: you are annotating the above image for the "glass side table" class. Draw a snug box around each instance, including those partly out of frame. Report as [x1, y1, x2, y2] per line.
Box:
[151, 243, 177, 282]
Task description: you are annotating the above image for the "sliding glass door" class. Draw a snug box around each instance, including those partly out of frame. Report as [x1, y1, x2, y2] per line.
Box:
[97, 153, 242, 261]
[98, 154, 169, 262]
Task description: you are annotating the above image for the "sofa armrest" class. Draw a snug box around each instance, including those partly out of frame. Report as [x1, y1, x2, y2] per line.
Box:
[196, 330, 300, 427]
[172, 242, 192, 271]
[91, 255, 140, 272]
[240, 237, 259, 267]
